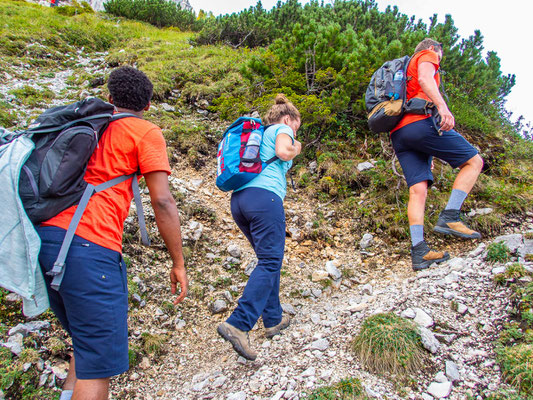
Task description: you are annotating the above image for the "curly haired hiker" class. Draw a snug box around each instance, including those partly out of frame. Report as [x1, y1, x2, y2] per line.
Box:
[217, 94, 302, 360]
[37, 66, 188, 400]
[390, 38, 484, 271]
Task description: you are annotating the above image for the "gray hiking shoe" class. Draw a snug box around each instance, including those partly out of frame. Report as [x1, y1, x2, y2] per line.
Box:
[411, 240, 450, 271]
[433, 209, 481, 239]
[217, 322, 257, 361]
[265, 314, 290, 339]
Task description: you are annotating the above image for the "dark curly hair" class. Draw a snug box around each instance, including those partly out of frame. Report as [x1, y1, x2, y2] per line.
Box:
[107, 66, 153, 112]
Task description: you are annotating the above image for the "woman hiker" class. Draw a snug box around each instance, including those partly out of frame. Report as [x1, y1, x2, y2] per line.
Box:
[217, 94, 302, 360]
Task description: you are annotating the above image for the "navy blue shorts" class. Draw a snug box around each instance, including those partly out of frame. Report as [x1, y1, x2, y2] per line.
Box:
[391, 118, 479, 187]
[37, 226, 129, 380]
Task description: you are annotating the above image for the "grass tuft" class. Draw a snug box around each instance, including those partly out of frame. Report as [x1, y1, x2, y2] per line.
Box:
[141, 332, 166, 356]
[351, 313, 423, 377]
[306, 378, 368, 400]
[487, 241, 512, 264]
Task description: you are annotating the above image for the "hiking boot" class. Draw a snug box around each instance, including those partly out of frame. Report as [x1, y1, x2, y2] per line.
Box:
[411, 240, 450, 271]
[217, 322, 257, 361]
[433, 209, 481, 239]
[265, 314, 290, 339]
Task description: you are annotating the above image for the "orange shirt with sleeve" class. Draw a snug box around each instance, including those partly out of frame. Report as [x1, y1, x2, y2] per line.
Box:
[42, 116, 171, 253]
[391, 49, 441, 133]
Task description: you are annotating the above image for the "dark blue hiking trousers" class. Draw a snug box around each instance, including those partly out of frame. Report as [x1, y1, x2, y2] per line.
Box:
[226, 187, 286, 331]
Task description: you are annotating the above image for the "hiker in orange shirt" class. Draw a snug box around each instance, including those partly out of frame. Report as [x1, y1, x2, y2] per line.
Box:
[390, 38, 484, 270]
[37, 66, 188, 400]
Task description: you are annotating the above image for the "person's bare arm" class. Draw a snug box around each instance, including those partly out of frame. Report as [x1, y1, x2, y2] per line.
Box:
[144, 171, 188, 304]
[275, 133, 301, 161]
[418, 61, 455, 131]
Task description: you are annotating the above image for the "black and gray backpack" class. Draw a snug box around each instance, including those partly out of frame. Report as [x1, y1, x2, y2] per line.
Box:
[15, 97, 150, 290]
[365, 55, 411, 133]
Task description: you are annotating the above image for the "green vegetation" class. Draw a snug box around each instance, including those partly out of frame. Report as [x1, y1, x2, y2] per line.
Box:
[104, 0, 199, 30]
[497, 344, 533, 396]
[141, 332, 167, 356]
[1, 0, 531, 241]
[9, 85, 55, 107]
[494, 263, 533, 397]
[0, 101, 19, 128]
[485, 390, 527, 400]
[306, 378, 368, 400]
[352, 313, 423, 377]
[0, 347, 60, 399]
[487, 241, 512, 264]
[54, 0, 94, 16]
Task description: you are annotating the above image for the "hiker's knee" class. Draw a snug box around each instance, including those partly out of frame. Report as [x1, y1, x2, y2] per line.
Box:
[409, 181, 428, 200]
[470, 154, 484, 173]
[461, 154, 483, 172]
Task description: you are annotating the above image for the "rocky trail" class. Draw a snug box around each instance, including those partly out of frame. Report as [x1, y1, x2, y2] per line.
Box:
[1, 46, 533, 400]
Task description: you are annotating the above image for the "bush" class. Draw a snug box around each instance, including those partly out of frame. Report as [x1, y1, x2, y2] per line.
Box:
[351, 313, 423, 377]
[104, 0, 199, 30]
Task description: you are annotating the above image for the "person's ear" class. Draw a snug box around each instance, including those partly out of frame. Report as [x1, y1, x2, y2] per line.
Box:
[144, 102, 151, 112]
[108, 95, 114, 104]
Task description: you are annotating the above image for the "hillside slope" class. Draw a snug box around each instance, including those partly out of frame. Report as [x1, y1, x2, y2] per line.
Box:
[1, 2, 533, 399]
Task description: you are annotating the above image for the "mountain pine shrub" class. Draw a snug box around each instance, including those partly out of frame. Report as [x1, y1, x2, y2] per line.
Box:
[104, 0, 199, 30]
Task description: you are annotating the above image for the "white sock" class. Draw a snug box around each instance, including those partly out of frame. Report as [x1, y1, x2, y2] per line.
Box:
[60, 390, 73, 400]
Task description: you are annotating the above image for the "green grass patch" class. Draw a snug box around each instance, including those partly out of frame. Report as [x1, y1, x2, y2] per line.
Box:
[494, 263, 529, 286]
[306, 378, 368, 400]
[0, 347, 60, 399]
[8, 85, 55, 107]
[351, 313, 424, 377]
[497, 344, 533, 396]
[0, 101, 19, 128]
[141, 332, 167, 356]
[487, 241, 512, 264]
[486, 389, 527, 400]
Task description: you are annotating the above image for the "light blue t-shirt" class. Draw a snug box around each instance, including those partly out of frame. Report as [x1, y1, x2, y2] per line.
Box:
[235, 124, 294, 201]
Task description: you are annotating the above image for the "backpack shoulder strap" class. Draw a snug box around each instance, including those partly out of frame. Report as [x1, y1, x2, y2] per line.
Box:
[48, 172, 149, 291]
[110, 113, 141, 122]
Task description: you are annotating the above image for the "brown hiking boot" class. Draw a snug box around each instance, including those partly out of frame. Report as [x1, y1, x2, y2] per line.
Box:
[217, 322, 257, 361]
[265, 314, 290, 339]
[411, 240, 450, 271]
[433, 209, 481, 239]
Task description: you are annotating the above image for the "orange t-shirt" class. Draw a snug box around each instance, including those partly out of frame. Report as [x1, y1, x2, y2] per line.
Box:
[42, 116, 171, 253]
[391, 49, 441, 133]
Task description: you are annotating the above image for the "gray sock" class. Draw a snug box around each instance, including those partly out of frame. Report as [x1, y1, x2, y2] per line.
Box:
[60, 390, 73, 400]
[445, 189, 468, 211]
[410, 225, 424, 247]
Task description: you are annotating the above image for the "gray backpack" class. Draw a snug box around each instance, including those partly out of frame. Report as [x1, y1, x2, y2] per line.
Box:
[11, 98, 150, 290]
[365, 56, 411, 133]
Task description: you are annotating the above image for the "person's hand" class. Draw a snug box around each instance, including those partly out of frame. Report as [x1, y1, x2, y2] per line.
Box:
[294, 140, 302, 156]
[437, 105, 455, 132]
[170, 262, 188, 305]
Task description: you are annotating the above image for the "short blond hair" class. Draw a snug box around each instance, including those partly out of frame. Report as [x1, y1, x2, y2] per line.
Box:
[263, 94, 301, 125]
[414, 38, 442, 54]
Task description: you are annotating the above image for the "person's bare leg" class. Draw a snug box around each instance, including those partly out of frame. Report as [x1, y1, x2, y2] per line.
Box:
[72, 378, 110, 400]
[452, 154, 484, 194]
[435, 154, 483, 239]
[63, 356, 77, 391]
[408, 181, 449, 269]
[407, 181, 428, 226]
